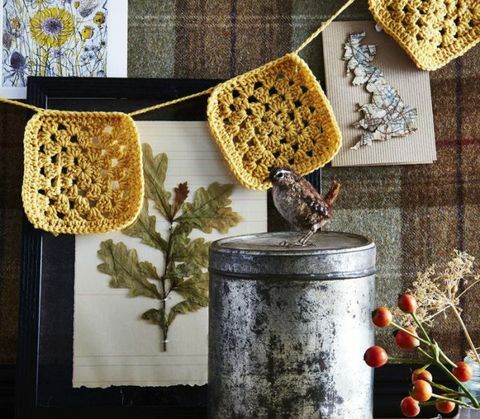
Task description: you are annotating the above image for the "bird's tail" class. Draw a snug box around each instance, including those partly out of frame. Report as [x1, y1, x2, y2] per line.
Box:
[324, 180, 341, 207]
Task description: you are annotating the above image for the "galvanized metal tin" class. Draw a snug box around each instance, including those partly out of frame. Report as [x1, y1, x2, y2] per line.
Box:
[208, 231, 376, 419]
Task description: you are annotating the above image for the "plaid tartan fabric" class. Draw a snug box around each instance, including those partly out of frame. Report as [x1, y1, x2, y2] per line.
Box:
[1, 0, 478, 362]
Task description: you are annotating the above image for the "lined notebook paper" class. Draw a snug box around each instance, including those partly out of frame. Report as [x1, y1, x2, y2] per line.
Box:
[73, 121, 267, 388]
[323, 21, 437, 167]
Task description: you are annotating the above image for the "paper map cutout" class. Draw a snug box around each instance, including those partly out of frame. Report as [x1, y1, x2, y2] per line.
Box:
[343, 32, 417, 150]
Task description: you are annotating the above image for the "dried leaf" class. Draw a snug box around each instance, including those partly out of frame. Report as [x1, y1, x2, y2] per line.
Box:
[170, 231, 209, 268]
[174, 272, 209, 307]
[123, 199, 167, 251]
[176, 182, 242, 234]
[142, 143, 172, 219]
[141, 308, 163, 325]
[171, 182, 189, 218]
[166, 262, 203, 289]
[141, 308, 170, 331]
[97, 240, 160, 299]
[139, 260, 160, 280]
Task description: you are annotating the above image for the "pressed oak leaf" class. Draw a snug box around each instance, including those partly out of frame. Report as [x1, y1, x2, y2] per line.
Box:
[171, 182, 189, 219]
[139, 260, 160, 280]
[141, 308, 170, 329]
[97, 240, 160, 299]
[174, 272, 209, 307]
[170, 230, 209, 268]
[123, 199, 167, 251]
[142, 143, 171, 219]
[97, 148, 242, 351]
[176, 182, 242, 234]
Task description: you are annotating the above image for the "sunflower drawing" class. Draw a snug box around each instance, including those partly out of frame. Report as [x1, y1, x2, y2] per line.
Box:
[29, 8, 75, 48]
[2, 0, 109, 87]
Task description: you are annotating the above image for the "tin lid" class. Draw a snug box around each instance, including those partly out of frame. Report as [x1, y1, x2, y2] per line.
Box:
[209, 231, 375, 280]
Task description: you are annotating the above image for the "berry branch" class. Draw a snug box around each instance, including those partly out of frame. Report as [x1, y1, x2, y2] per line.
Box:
[364, 294, 480, 417]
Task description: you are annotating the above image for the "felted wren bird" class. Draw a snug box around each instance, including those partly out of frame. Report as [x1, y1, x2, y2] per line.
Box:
[270, 167, 341, 246]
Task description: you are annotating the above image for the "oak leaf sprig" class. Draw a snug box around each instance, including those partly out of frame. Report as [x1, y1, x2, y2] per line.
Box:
[98, 143, 242, 351]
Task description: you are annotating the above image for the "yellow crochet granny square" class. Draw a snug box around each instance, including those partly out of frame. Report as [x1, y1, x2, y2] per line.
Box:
[369, 0, 480, 71]
[207, 53, 341, 190]
[22, 111, 144, 235]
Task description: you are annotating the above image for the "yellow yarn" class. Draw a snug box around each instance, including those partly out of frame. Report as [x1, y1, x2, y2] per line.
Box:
[1, 0, 355, 234]
[207, 53, 341, 190]
[369, 0, 480, 71]
[22, 110, 144, 235]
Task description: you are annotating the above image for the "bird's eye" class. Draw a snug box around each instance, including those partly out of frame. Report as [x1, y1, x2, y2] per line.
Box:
[275, 172, 284, 179]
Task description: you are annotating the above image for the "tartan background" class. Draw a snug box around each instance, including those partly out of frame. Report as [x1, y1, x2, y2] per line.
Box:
[0, 0, 478, 363]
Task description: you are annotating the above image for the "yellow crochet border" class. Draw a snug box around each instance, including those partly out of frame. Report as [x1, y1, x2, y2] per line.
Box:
[207, 53, 342, 190]
[0, 0, 356, 235]
[22, 110, 144, 235]
[369, 0, 480, 71]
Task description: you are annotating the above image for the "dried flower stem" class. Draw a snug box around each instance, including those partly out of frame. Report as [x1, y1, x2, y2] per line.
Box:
[449, 303, 480, 363]
[424, 306, 449, 323]
[458, 278, 480, 299]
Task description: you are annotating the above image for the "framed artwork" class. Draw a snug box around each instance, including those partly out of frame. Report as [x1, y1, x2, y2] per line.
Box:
[17, 77, 440, 418]
[17, 76, 275, 418]
[0, 0, 127, 99]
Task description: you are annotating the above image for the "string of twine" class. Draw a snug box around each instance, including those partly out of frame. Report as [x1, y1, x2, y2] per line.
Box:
[127, 86, 215, 117]
[294, 0, 355, 54]
[0, 97, 44, 113]
[0, 0, 354, 117]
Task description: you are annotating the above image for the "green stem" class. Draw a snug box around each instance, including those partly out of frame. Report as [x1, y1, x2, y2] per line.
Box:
[159, 225, 175, 352]
[419, 400, 437, 407]
[388, 357, 431, 365]
[431, 393, 472, 408]
[428, 380, 466, 397]
[437, 346, 459, 369]
[417, 363, 431, 373]
[390, 321, 430, 346]
[412, 312, 431, 343]
[390, 320, 458, 368]
[420, 346, 480, 408]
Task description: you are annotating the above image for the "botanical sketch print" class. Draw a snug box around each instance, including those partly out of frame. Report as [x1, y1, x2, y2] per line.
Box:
[2, 0, 108, 87]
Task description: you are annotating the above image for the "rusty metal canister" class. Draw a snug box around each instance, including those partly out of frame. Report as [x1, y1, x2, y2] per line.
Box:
[208, 231, 376, 419]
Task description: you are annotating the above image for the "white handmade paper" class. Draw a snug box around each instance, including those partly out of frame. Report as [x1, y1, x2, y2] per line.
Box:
[323, 21, 437, 167]
[73, 121, 268, 388]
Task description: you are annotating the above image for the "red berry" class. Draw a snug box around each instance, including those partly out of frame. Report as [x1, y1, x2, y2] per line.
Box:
[400, 396, 420, 417]
[372, 307, 393, 328]
[453, 361, 473, 382]
[411, 368, 432, 383]
[411, 379, 432, 402]
[435, 395, 456, 414]
[394, 327, 420, 350]
[363, 346, 388, 368]
[398, 294, 417, 314]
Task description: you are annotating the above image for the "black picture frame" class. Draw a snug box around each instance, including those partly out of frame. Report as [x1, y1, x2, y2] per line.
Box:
[16, 77, 453, 419]
[17, 76, 303, 419]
